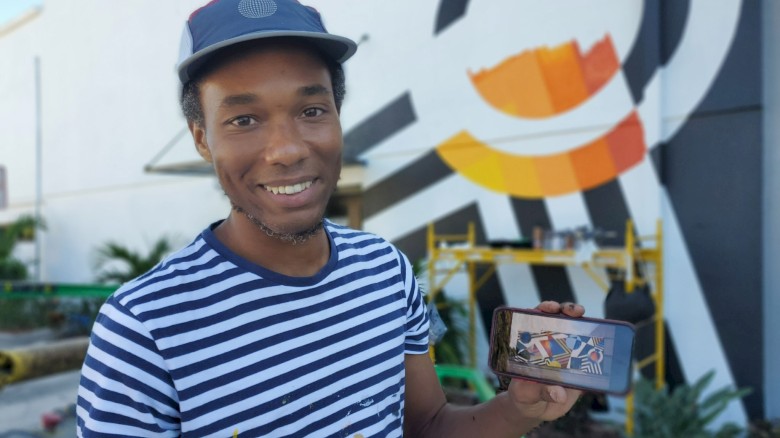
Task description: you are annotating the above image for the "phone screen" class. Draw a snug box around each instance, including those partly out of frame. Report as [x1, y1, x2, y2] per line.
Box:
[489, 307, 635, 394]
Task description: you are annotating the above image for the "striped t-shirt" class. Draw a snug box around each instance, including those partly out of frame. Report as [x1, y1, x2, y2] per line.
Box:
[77, 221, 430, 437]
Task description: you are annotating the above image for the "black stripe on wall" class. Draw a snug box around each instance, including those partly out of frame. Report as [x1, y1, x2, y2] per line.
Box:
[510, 198, 576, 304]
[622, 0, 689, 105]
[363, 151, 453, 219]
[660, 0, 690, 65]
[582, 180, 631, 247]
[434, 0, 470, 35]
[622, 0, 660, 105]
[342, 92, 417, 162]
[663, 110, 763, 418]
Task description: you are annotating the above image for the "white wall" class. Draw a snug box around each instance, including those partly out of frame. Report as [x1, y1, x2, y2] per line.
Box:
[0, 1, 231, 282]
[0, 10, 40, 221]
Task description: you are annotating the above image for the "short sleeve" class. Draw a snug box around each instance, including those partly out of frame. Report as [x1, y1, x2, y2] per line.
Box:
[77, 296, 180, 436]
[398, 249, 430, 354]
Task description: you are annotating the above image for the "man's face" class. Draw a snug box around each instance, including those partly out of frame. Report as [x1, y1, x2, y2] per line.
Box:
[191, 43, 342, 237]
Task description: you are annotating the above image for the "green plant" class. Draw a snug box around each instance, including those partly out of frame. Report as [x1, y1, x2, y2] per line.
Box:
[93, 236, 176, 284]
[429, 290, 469, 365]
[0, 214, 45, 280]
[749, 418, 780, 437]
[413, 259, 469, 366]
[527, 394, 623, 438]
[0, 297, 60, 330]
[627, 370, 751, 438]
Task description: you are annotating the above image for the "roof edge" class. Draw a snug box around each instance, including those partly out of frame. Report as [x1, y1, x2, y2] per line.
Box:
[0, 6, 42, 40]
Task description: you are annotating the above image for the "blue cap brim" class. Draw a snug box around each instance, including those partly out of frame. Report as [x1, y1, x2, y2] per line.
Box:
[177, 29, 357, 84]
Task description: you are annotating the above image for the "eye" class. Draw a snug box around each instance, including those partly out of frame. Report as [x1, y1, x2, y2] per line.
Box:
[301, 107, 325, 118]
[229, 115, 256, 127]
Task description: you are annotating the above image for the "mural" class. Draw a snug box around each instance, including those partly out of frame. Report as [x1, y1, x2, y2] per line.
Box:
[440, 35, 645, 198]
[338, 0, 761, 422]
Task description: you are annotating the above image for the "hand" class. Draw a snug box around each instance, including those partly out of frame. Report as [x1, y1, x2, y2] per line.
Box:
[504, 301, 585, 422]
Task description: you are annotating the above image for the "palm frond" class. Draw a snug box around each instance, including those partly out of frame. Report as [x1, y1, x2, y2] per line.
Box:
[0, 214, 45, 279]
[93, 236, 177, 284]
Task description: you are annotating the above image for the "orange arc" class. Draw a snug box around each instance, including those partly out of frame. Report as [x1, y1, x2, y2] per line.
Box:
[435, 110, 646, 198]
[469, 34, 620, 119]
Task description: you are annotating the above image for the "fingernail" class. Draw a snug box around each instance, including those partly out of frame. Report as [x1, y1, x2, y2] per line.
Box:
[549, 389, 561, 403]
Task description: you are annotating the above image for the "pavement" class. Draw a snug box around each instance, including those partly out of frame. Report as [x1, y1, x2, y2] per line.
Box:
[0, 330, 81, 437]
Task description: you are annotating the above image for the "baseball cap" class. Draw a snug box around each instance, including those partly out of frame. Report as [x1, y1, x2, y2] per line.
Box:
[177, 0, 357, 84]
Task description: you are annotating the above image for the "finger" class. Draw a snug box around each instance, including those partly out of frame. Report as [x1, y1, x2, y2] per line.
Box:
[535, 301, 562, 314]
[536, 386, 581, 407]
[560, 302, 585, 317]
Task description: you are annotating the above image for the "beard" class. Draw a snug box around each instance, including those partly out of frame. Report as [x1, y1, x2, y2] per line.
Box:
[231, 203, 324, 245]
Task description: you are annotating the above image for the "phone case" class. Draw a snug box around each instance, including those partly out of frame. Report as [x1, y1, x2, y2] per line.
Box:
[487, 305, 636, 395]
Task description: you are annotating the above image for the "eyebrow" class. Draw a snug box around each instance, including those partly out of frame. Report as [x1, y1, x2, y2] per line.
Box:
[218, 85, 331, 109]
[300, 84, 330, 97]
[220, 93, 258, 108]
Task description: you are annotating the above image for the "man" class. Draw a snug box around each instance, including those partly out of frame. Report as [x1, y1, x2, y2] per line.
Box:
[77, 1, 584, 436]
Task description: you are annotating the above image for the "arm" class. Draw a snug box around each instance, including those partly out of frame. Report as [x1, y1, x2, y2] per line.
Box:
[404, 301, 584, 438]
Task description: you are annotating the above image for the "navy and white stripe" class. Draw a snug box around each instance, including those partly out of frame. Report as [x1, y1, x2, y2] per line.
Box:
[77, 220, 429, 437]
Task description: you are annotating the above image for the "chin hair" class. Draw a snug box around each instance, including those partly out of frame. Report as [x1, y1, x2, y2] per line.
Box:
[232, 204, 323, 245]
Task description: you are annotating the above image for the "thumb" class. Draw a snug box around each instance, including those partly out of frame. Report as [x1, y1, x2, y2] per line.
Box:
[510, 380, 566, 405]
[543, 386, 567, 403]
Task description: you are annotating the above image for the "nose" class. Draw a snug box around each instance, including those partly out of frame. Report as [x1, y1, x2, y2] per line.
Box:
[263, 117, 309, 166]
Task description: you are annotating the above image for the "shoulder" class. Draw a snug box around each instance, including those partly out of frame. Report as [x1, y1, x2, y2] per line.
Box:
[325, 220, 418, 283]
[108, 232, 224, 311]
[325, 220, 408, 263]
[325, 220, 388, 247]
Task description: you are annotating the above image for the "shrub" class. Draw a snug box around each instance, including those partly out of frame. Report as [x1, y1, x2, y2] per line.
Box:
[627, 370, 751, 438]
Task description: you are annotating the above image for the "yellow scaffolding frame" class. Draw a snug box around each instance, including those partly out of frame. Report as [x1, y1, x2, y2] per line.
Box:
[426, 220, 664, 435]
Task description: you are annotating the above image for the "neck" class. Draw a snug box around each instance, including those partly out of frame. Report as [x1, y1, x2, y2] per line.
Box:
[233, 204, 323, 245]
[214, 212, 331, 277]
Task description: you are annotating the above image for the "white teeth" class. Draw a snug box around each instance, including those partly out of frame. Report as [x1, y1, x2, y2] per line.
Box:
[265, 180, 312, 195]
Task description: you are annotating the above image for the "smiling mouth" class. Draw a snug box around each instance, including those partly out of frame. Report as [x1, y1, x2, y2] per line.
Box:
[264, 180, 313, 195]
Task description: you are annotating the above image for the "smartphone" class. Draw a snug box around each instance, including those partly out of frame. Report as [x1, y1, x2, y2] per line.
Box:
[488, 306, 635, 395]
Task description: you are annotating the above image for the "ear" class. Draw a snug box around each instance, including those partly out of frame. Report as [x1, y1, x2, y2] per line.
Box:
[189, 121, 213, 163]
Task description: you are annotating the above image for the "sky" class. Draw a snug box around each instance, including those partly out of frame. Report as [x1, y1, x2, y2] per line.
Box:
[0, 0, 42, 28]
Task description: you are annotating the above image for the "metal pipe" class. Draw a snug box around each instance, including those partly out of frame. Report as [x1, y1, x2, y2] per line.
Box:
[34, 56, 43, 282]
[0, 337, 89, 388]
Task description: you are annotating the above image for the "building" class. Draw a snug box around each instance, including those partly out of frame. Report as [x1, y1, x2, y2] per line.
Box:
[1, 0, 777, 427]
